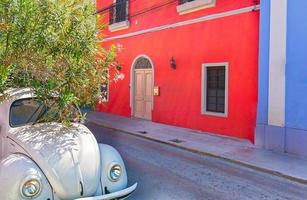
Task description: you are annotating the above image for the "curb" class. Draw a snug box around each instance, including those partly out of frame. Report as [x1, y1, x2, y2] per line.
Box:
[88, 119, 307, 185]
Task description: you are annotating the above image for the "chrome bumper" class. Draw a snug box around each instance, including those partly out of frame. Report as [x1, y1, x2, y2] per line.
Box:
[75, 183, 137, 200]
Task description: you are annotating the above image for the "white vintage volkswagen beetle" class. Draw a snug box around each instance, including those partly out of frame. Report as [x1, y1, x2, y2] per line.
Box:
[0, 88, 137, 200]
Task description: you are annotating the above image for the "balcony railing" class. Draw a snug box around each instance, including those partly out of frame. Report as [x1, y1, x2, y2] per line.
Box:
[178, 0, 196, 5]
[109, 0, 129, 25]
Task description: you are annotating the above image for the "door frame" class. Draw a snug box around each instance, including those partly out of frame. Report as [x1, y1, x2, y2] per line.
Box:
[130, 54, 155, 119]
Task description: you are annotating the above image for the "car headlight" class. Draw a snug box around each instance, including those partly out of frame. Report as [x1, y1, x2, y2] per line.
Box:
[109, 163, 122, 182]
[21, 178, 41, 198]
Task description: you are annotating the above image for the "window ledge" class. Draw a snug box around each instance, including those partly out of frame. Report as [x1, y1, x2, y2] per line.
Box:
[201, 111, 228, 118]
[109, 20, 130, 32]
[177, 0, 216, 15]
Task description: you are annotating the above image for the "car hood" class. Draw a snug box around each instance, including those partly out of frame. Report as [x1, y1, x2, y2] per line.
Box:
[8, 123, 101, 199]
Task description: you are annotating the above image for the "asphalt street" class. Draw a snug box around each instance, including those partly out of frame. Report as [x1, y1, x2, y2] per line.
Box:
[86, 122, 307, 200]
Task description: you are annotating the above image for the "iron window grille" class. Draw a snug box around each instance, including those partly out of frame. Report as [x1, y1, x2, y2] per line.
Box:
[206, 66, 226, 113]
[100, 82, 109, 102]
[178, 0, 196, 5]
[134, 57, 152, 69]
[100, 70, 109, 102]
[109, 0, 129, 25]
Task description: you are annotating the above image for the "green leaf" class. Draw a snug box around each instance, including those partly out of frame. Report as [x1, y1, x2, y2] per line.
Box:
[0, 0, 117, 125]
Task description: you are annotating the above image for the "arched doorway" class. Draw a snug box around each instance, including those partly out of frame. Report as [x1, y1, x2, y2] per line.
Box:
[131, 56, 154, 120]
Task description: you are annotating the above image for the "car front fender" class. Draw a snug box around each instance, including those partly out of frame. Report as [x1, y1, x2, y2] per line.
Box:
[97, 144, 128, 195]
[0, 153, 53, 200]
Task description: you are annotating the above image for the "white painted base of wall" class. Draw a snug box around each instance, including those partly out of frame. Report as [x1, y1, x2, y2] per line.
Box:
[255, 124, 307, 158]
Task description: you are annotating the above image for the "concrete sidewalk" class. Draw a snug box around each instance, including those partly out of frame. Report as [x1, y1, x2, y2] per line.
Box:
[87, 112, 307, 184]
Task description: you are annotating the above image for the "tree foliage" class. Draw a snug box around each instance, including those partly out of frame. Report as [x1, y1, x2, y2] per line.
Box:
[0, 0, 117, 124]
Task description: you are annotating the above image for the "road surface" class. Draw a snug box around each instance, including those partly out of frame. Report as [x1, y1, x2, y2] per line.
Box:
[86, 122, 307, 200]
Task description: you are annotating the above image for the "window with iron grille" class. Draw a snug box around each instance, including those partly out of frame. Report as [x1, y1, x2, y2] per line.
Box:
[100, 70, 109, 102]
[109, 0, 129, 25]
[134, 57, 152, 69]
[100, 82, 109, 102]
[202, 63, 228, 117]
[178, 0, 196, 5]
[177, 0, 216, 15]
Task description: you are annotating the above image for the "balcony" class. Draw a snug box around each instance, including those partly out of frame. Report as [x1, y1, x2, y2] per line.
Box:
[109, 0, 130, 32]
[177, 0, 216, 15]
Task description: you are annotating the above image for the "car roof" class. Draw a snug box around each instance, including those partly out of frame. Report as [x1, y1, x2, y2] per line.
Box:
[1, 88, 35, 101]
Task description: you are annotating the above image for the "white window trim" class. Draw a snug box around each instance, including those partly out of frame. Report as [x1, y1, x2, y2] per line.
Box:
[177, 0, 216, 15]
[109, 0, 130, 32]
[109, 20, 130, 32]
[201, 62, 228, 117]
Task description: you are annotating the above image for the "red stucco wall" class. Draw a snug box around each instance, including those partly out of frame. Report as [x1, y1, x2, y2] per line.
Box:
[97, 0, 259, 141]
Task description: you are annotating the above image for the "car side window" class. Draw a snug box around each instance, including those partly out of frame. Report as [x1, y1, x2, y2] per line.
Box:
[10, 98, 46, 127]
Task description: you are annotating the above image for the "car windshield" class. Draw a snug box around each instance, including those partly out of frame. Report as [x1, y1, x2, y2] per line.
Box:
[10, 98, 47, 127]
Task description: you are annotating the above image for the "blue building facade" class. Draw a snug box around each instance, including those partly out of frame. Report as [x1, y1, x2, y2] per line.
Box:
[256, 0, 307, 158]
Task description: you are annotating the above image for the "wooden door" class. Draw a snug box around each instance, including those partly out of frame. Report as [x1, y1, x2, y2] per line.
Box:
[134, 69, 152, 120]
